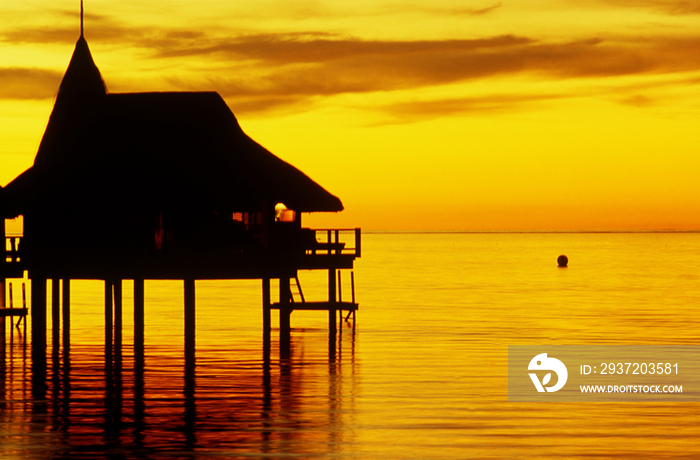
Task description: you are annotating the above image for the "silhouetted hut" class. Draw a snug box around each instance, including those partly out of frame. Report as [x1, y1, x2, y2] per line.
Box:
[4, 36, 343, 255]
[2, 33, 359, 353]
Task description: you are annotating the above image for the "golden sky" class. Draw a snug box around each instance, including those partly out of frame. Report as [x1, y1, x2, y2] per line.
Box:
[2, 0, 700, 231]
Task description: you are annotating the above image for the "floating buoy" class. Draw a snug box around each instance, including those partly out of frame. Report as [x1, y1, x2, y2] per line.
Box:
[557, 255, 568, 268]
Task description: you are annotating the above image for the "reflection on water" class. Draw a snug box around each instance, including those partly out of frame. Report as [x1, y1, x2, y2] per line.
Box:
[1, 323, 356, 459]
[3, 233, 700, 458]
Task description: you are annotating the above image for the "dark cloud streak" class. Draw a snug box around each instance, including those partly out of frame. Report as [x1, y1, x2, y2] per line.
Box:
[0, 68, 61, 99]
[4, 19, 700, 119]
[581, 0, 700, 15]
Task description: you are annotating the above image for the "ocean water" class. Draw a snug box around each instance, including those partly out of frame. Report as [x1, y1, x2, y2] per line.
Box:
[2, 232, 700, 459]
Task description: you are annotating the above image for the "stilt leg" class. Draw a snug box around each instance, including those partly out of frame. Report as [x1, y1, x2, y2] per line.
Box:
[0, 278, 5, 342]
[184, 278, 195, 365]
[62, 279, 70, 351]
[114, 280, 122, 352]
[31, 278, 47, 352]
[328, 269, 337, 335]
[262, 277, 271, 361]
[31, 277, 47, 400]
[262, 277, 271, 338]
[51, 279, 60, 349]
[105, 280, 113, 359]
[279, 277, 291, 335]
[134, 279, 145, 352]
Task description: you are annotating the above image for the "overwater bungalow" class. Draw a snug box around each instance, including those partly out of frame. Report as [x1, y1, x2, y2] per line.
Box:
[1, 28, 360, 353]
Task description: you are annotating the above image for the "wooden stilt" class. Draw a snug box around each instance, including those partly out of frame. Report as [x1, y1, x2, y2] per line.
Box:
[31, 277, 47, 392]
[184, 278, 195, 364]
[328, 269, 337, 335]
[0, 276, 5, 340]
[1, 219, 5, 339]
[337, 271, 343, 336]
[262, 277, 271, 338]
[113, 280, 122, 350]
[134, 279, 145, 351]
[22, 283, 27, 333]
[105, 280, 113, 353]
[279, 277, 292, 335]
[51, 279, 60, 348]
[31, 278, 47, 350]
[351, 271, 357, 329]
[62, 279, 70, 350]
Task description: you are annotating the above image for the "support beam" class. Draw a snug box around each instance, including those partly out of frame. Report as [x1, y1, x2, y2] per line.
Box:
[31, 278, 47, 350]
[184, 278, 195, 364]
[328, 269, 337, 335]
[0, 275, 5, 340]
[279, 277, 291, 335]
[134, 279, 145, 351]
[105, 280, 113, 355]
[62, 279, 70, 350]
[31, 277, 47, 392]
[113, 280, 122, 351]
[1, 218, 5, 340]
[51, 279, 60, 348]
[262, 277, 271, 338]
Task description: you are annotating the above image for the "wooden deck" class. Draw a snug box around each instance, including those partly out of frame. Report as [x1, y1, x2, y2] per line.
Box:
[3, 228, 360, 279]
[3, 227, 360, 355]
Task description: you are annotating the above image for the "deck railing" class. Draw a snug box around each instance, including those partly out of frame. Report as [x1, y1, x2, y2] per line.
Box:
[4, 230, 362, 262]
[4, 236, 22, 263]
[306, 228, 361, 258]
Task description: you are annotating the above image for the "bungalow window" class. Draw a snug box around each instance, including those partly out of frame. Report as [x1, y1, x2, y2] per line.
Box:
[274, 203, 295, 223]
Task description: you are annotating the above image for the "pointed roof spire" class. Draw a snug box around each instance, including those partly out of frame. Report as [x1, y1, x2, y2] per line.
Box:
[32, 10, 107, 166]
[58, 0, 105, 100]
[56, 35, 106, 101]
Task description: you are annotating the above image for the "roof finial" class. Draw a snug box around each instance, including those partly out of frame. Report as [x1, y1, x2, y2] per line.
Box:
[80, 0, 84, 37]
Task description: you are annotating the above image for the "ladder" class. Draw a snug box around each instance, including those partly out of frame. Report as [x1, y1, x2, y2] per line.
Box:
[290, 275, 305, 303]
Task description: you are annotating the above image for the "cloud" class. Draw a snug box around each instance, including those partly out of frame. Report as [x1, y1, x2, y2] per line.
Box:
[377, 93, 566, 123]
[616, 94, 656, 107]
[379, 2, 503, 16]
[163, 33, 700, 100]
[0, 68, 61, 99]
[4, 18, 700, 118]
[580, 0, 700, 15]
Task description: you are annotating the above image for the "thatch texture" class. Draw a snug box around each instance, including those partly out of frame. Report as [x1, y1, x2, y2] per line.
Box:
[4, 37, 343, 220]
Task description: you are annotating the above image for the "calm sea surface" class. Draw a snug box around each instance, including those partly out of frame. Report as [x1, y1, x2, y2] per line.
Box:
[2, 232, 700, 459]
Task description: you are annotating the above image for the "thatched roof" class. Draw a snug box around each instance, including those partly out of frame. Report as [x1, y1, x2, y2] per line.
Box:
[3, 36, 343, 218]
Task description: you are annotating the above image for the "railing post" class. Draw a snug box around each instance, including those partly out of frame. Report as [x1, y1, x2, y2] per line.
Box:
[355, 228, 361, 258]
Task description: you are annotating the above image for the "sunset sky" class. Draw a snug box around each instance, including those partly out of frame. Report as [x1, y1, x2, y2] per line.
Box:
[1, 0, 700, 231]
